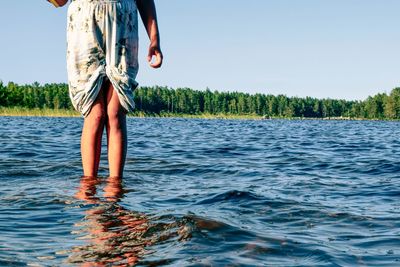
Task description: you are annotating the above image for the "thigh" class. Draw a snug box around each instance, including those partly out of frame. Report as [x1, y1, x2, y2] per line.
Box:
[106, 82, 126, 117]
[86, 86, 106, 120]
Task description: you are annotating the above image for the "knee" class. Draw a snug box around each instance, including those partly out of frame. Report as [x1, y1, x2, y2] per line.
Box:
[107, 110, 125, 130]
[86, 108, 106, 129]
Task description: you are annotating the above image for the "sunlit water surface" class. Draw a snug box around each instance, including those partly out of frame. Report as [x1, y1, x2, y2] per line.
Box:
[0, 117, 399, 266]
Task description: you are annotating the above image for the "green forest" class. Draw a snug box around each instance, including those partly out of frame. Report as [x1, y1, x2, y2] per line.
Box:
[1, 80, 400, 119]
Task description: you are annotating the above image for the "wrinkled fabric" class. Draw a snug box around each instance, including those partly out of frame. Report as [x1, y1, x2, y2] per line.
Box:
[66, 0, 139, 117]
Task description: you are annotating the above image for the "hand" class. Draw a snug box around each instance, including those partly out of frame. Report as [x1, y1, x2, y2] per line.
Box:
[47, 0, 68, 7]
[147, 43, 163, 68]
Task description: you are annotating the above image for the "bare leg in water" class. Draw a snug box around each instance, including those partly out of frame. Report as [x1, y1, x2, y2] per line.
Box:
[81, 87, 106, 177]
[105, 80, 127, 178]
[80, 78, 127, 178]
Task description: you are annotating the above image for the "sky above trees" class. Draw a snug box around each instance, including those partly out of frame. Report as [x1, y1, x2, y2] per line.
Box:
[0, 0, 399, 100]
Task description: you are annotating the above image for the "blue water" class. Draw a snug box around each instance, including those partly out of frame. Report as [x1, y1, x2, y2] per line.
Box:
[0, 117, 399, 266]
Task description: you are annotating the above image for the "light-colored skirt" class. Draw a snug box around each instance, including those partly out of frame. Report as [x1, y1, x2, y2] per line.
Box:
[66, 0, 139, 117]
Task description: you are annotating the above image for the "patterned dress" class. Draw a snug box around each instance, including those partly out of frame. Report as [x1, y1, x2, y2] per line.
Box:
[66, 0, 139, 117]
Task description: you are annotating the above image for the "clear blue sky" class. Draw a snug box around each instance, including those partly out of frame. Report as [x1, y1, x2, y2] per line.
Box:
[0, 0, 399, 100]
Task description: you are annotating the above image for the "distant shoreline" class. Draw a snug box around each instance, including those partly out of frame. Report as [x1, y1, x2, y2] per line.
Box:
[0, 107, 393, 121]
[2, 82, 400, 120]
[0, 107, 261, 119]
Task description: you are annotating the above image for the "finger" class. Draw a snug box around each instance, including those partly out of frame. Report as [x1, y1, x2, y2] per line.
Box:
[150, 52, 163, 68]
[147, 52, 153, 62]
[149, 51, 161, 68]
[147, 47, 155, 62]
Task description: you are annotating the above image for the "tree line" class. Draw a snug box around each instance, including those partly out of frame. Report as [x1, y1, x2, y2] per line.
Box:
[1, 80, 400, 119]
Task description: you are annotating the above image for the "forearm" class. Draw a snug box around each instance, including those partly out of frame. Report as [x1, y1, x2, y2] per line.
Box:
[136, 0, 160, 45]
[136, 0, 163, 68]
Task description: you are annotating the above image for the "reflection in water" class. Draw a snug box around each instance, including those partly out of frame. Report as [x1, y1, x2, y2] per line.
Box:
[68, 176, 152, 266]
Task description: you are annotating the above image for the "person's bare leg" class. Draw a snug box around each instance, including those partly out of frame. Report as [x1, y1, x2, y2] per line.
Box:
[105, 82, 127, 178]
[81, 88, 106, 177]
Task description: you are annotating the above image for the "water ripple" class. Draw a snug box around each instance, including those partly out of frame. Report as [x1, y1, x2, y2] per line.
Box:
[0, 117, 399, 265]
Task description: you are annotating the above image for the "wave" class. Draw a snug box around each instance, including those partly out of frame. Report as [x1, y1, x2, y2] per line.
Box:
[195, 190, 262, 205]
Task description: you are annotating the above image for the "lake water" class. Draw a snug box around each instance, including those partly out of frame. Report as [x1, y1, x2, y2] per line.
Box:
[0, 117, 399, 266]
